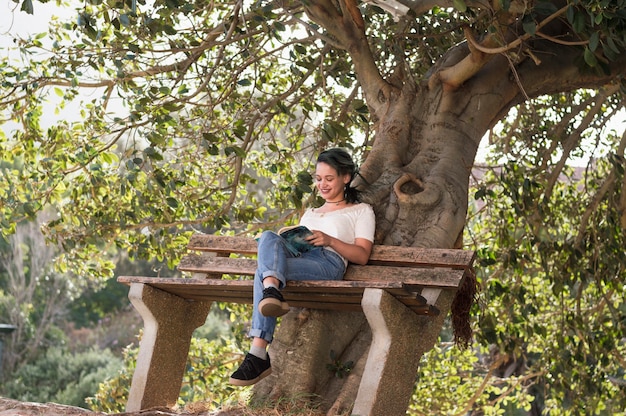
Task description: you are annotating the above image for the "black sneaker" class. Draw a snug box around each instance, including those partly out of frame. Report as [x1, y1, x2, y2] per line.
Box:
[229, 353, 272, 386]
[259, 286, 290, 317]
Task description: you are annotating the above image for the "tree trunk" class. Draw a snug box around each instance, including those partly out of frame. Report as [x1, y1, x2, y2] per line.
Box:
[251, 68, 492, 413]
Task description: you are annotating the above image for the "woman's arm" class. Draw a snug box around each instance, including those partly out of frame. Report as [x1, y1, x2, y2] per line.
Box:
[307, 232, 373, 265]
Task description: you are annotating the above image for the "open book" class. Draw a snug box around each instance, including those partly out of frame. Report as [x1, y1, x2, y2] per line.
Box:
[278, 225, 314, 256]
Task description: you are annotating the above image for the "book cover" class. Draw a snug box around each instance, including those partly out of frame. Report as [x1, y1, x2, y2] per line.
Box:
[278, 225, 314, 255]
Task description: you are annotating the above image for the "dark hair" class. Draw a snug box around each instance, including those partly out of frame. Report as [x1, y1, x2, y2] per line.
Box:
[316, 148, 360, 203]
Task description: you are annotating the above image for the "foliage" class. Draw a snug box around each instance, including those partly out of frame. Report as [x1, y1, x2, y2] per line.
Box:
[0, 212, 144, 376]
[4, 0, 622, 282]
[470, 169, 626, 413]
[326, 349, 354, 379]
[1, 346, 122, 409]
[1, 0, 370, 282]
[407, 90, 626, 415]
[88, 334, 247, 413]
[0, 215, 85, 376]
[1, 0, 626, 413]
[68, 252, 171, 329]
[469, 90, 626, 414]
[411, 343, 535, 415]
[86, 341, 137, 413]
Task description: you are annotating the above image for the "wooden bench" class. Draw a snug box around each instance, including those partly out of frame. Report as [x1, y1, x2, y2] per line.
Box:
[117, 234, 475, 416]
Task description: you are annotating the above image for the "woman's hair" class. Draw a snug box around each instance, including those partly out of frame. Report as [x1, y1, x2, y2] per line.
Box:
[316, 148, 360, 203]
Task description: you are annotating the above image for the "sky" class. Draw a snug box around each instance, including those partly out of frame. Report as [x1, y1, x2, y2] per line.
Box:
[1, 1, 100, 133]
[1, 1, 75, 40]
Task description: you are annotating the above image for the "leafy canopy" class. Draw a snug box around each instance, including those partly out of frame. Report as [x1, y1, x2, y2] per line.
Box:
[2, 0, 625, 278]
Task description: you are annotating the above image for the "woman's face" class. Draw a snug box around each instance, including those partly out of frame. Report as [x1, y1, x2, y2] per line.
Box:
[314, 162, 351, 202]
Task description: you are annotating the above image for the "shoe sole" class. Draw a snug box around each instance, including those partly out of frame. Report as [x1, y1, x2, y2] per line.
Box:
[228, 367, 272, 387]
[259, 298, 290, 317]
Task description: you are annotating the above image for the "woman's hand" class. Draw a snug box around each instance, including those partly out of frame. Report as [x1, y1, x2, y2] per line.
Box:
[306, 231, 373, 265]
[306, 230, 333, 247]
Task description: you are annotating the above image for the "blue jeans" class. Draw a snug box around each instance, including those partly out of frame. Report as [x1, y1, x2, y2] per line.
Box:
[249, 231, 346, 343]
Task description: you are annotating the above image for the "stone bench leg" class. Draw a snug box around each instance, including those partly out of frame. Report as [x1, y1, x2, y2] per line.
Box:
[125, 283, 212, 412]
[352, 288, 424, 416]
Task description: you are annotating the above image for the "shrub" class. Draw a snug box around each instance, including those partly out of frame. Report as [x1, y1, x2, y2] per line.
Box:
[2, 346, 122, 408]
[88, 335, 247, 413]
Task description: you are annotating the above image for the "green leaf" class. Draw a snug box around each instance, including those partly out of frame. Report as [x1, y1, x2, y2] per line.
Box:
[452, 0, 467, 12]
[584, 47, 598, 67]
[606, 36, 620, 54]
[119, 14, 130, 27]
[566, 6, 575, 25]
[589, 32, 599, 52]
[20, 0, 33, 14]
[522, 19, 536, 36]
[166, 197, 179, 209]
[224, 146, 246, 158]
[572, 10, 586, 33]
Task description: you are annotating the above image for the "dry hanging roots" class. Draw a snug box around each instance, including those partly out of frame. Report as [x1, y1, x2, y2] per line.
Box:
[450, 267, 478, 349]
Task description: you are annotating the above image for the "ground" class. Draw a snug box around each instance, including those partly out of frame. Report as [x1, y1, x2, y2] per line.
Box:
[0, 398, 326, 416]
[0, 398, 234, 416]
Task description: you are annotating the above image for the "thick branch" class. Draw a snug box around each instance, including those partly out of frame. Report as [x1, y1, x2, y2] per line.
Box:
[392, 0, 530, 18]
[303, 0, 392, 114]
[434, 26, 500, 91]
[434, 5, 571, 91]
[465, 5, 569, 56]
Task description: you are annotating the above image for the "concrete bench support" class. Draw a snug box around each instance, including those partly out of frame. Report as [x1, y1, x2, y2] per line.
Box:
[353, 288, 424, 416]
[126, 283, 212, 412]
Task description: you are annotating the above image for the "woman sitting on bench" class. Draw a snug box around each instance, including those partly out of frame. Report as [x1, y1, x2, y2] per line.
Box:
[229, 147, 376, 386]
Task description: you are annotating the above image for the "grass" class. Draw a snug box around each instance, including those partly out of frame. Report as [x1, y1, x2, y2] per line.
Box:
[183, 393, 329, 415]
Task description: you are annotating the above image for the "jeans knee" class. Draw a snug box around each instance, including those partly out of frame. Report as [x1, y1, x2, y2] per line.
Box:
[258, 230, 279, 247]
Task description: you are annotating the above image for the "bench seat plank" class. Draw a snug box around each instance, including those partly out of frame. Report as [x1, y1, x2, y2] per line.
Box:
[187, 234, 475, 269]
[117, 276, 439, 315]
[178, 254, 466, 288]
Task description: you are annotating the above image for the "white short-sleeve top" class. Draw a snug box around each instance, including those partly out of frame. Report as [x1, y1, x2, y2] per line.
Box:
[299, 203, 375, 264]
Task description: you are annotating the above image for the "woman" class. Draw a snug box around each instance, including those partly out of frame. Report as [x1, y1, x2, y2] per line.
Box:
[229, 148, 376, 386]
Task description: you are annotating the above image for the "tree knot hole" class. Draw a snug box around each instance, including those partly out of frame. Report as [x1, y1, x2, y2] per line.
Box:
[394, 173, 425, 197]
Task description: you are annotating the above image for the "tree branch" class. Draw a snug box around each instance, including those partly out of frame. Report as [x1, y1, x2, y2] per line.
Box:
[303, 0, 392, 114]
[434, 5, 571, 91]
[543, 85, 619, 202]
[575, 121, 626, 247]
[465, 5, 570, 56]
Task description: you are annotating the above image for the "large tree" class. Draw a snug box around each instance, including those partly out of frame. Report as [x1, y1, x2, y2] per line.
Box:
[2, 0, 625, 413]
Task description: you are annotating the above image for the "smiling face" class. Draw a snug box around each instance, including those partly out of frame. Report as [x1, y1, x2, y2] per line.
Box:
[314, 161, 351, 203]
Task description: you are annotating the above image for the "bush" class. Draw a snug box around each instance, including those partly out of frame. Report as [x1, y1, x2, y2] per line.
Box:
[89, 335, 247, 413]
[2, 346, 122, 408]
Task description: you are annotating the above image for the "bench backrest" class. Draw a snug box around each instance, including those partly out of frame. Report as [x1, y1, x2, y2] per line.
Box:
[179, 234, 475, 290]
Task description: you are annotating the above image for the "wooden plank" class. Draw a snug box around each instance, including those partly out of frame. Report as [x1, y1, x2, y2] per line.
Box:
[186, 234, 475, 268]
[187, 234, 258, 255]
[344, 266, 464, 288]
[119, 276, 434, 292]
[117, 276, 439, 315]
[368, 245, 475, 269]
[176, 255, 465, 288]
[178, 254, 257, 275]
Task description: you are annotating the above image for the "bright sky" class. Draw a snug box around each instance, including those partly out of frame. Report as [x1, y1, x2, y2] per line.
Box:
[1, 1, 95, 132]
[1, 1, 75, 39]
